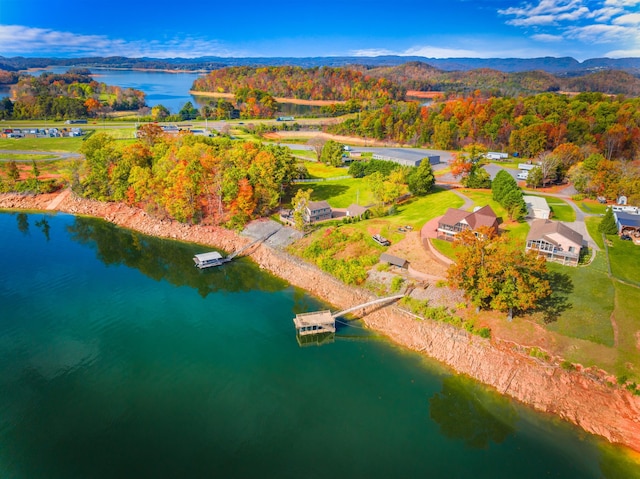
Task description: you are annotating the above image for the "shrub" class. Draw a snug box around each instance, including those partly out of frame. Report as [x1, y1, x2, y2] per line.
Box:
[560, 360, 576, 371]
[477, 327, 491, 339]
[390, 276, 404, 293]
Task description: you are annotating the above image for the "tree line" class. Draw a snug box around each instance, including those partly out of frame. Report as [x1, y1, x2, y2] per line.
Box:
[72, 128, 299, 228]
[191, 66, 406, 102]
[1, 70, 146, 120]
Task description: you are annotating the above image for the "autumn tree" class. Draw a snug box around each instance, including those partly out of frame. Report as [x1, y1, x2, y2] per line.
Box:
[292, 188, 313, 231]
[151, 104, 170, 121]
[448, 227, 551, 320]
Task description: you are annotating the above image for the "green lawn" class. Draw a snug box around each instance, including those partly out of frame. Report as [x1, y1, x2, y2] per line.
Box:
[0, 137, 84, 152]
[431, 238, 456, 260]
[607, 235, 640, 285]
[0, 153, 57, 161]
[584, 216, 604, 250]
[577, 199, 608, 215]
[611, 282, 640, 379]
[545, 197, 576, 222]
[545, 253, 615, 346]
[304, 162, 349, 179]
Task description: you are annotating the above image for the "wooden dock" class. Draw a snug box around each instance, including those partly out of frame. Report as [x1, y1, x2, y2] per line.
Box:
[292, 294, 404, 338]
[193, 230, 278, 269]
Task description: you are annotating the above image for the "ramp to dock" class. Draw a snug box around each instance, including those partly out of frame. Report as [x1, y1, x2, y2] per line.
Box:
[331, 294, 404, 319]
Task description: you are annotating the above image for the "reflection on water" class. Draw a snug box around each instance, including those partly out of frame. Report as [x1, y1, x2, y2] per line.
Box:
[430, 375, 516, 449]
[66, 216, 288, 296]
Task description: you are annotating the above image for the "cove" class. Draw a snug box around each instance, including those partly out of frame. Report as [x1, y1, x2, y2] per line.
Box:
[0, 211, 638, 478]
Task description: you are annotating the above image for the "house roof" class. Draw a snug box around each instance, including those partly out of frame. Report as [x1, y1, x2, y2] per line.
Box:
[615, 211, 640, 228]
[527, 219, 583, 246]
[523, 195, 550, 212]
[440, 205, 498, 230]
[380, 253, 408, 268]
[347, 204, 368, 216]
[308, 200, 331, 212]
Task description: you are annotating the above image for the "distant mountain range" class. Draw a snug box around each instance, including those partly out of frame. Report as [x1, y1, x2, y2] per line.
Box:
[1, 55, 639, 76]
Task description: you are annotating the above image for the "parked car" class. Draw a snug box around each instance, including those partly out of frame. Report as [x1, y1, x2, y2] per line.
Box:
[620, 234, 632, 241]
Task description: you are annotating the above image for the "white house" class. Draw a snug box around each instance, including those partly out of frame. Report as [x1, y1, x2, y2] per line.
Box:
[523, 195, 551, 219]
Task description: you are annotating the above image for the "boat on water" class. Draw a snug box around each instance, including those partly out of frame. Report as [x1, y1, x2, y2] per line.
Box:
[193, 251, 228, 269]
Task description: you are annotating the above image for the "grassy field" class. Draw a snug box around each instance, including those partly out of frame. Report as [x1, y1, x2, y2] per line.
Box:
[577, 199, 608, 215]
[0, 153, 58, 161]
[545, 254, 615, 346]
[585, 216, 604, 249]
[431, 238, 456, 260]
[545, 197, 576, 222]
[0, 137, 84, 152]
[304, 162, 348, 179]
[607, 235, 640, 286]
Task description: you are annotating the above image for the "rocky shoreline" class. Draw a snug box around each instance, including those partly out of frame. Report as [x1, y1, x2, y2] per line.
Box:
[2, 191, 639, 453]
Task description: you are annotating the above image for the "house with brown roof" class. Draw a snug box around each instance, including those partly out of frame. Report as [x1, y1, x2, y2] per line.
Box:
[436, 205, 499, 241]
[525, 219, 584, 266]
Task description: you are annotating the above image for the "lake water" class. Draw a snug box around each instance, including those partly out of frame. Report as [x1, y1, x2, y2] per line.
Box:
[16, 67, 323, 116]
[1, 211, 639, 478]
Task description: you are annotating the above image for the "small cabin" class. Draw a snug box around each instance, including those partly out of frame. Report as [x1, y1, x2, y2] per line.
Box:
[193, 251, 225, 269]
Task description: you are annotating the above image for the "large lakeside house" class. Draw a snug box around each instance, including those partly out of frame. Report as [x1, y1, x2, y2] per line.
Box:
[436, 205, 499, 240]
[525, 219, 584, 266]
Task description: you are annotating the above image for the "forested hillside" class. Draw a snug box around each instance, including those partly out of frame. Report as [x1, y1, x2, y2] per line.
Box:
[1, 70, 146, 119]
[191, 66, 406, 102]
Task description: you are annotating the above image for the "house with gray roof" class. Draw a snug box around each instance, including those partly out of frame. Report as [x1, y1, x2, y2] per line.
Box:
[523, 195, 551, 219]
[525, 219, 584, 266]
[304, 201, 332, 223]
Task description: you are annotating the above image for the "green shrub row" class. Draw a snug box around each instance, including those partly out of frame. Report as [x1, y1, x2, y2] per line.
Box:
[400, 297, 491, 339]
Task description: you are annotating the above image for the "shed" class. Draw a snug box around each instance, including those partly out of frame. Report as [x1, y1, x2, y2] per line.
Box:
[346, 204, 368, 218]
[523, 195, 551, 219]
[380, 253, 408, 268]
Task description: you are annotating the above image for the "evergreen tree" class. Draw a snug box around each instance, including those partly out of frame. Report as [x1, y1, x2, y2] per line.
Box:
[407, 159, 435, 195]
[598, 207, 618, 235]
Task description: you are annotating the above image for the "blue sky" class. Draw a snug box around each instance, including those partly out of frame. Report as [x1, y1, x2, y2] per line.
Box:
[0, 0, 638, 60]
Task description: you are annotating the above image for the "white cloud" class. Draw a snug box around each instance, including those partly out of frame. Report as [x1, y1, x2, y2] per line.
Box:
[565, 23, 637, 42]
[0, 25, 241, 58]
[604, 0, 640, 7]
[531, 33, 564, 41]
[352, 43, 564, 59]
[499, 0, 640, 55]
[612, 13, 640, 24]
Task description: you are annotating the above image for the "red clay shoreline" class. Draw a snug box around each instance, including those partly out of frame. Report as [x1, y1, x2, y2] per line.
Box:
[1, 191, 639, 454]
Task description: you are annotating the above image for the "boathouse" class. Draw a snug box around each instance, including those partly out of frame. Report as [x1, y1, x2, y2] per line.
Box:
[293, 311, 336, 336]
[193, 251, 225, 269]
